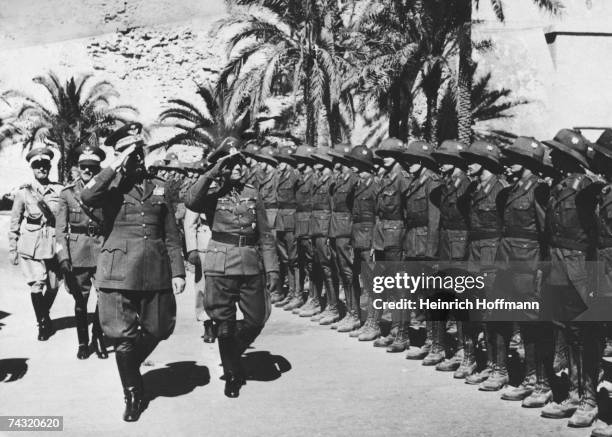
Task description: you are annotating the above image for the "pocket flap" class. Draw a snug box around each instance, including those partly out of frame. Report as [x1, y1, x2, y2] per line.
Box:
[103, 240, 127, 254]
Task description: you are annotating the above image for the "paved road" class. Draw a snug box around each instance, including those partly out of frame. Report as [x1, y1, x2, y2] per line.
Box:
[0, 217, 595, 437]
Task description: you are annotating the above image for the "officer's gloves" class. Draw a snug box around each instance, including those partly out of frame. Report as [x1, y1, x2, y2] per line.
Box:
[8, 251, 19, 265]
[186, 250, 201, 267]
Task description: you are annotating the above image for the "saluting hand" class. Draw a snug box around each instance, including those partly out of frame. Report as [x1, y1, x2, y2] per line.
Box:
[110, 144, 138, 171]
[172, 276, 186, 295]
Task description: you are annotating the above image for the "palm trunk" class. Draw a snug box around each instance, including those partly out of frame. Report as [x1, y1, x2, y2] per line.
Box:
[457, 0, 473, 144]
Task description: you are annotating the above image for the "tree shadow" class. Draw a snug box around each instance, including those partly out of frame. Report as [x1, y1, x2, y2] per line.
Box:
[241, 351, 292, 382]
[143, 361, 210, 401]
[0, 310, 10, 331]
[0, 358, 28, 382]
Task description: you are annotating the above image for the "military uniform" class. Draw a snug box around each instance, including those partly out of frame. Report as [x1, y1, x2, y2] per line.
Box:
[184, 208, 212, 321]
[56, 177, 107, 358]
[9, 150, 63, 340]
[184, 145, 278, 397]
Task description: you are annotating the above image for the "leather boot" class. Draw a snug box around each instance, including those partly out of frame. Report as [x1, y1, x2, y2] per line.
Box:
[319, 304, 340, 325]
[604, 337, 612, 358]
[422, 321, 446, 366]
[465, 362, 493, 385]
[592, 424, 612, 437]
[203, 320, 217, 344]
[296, 296, 315, 315]
[387, 321, 409, 353]
[300, 297, 322, 317]
[405, 320, 432, 360]
[374, 325, 397, 348]
[91, 306, 108, 359]
[358, 320, 381, 341]
[568, 330, 599, 428]
[30, 293, 49, 341]
[502, 374, 536, 401]
[277, 265, 298, 307]
[75, 305, 90, 360]
[286, 293, 306, 312]
[541, 394, 580, 419]
[218, 336, 245, 398]
[522, 383, 552, 408]
[436, 348, 463, 372]
[454, 326, 477, 379]
[300, 272, 323, 317]
[116, 350, 145, 422]
[337, 312, 361, 333]
[479, 364, 509, 391]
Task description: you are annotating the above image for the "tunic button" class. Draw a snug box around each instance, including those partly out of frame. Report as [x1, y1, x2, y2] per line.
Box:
[142, 223, 146, 227]
[141, 212, 144, 216]
[143, 236, 148, 240]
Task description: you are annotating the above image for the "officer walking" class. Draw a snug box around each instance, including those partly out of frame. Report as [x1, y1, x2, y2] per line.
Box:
[55, 139, 108, 359]
[9, 146, 63, 341]
[81, 123, 186, 422]
[184, 138, 279, 398]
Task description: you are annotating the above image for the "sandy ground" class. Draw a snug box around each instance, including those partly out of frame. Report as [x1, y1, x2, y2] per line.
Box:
[0, 213, 596, 437]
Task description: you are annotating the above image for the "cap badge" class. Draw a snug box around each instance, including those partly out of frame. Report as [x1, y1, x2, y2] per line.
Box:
[362, 150, 368, 155]
[422, 145, 428, 151]
[531, 142, 538, 149]
[486, 145, 493, 151]
[571, 137, 579, 144]
[457, 145, 463, 150]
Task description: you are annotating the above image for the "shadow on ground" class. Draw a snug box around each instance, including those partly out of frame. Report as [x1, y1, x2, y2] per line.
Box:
[143, 361, 210, 401]
[0, 358, 28, 382]
[0, 310, 9, 330]
[242, 351, 291, 382]
[51, 312, 98, 332]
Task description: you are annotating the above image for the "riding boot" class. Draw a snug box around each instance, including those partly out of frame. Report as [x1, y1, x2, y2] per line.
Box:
[30, 293, 49, 341]
[115, 350, 145, 422]
[135, 331, 159, 366]
[454, 324, 478, 378]
[91, 306, 108, 359]
[75, 304, 90, 360]
[422, 321, 446, 366]
[218, 335, 245, 398]
[387, 309, 410, 353]
[203, 320, 217, 343]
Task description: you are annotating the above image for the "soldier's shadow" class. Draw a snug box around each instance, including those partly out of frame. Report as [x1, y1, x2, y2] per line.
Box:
[0, 358, 28, 382]
[241, 351, 291, 382]
[51, 313, 98, 331]
[0, 310, 10, 331]
[143, 361, 210, 401]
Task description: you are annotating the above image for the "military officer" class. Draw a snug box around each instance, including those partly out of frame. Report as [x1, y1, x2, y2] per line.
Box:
[184, 138, 279, 398]
[274, 146, 300, 309]
[539, 129, 600, 427]
[9, 146, 63, 341]
[459, 140, 507, 384]
[342, 146, 378, 336]
[359, 138, 411, 345]
[81, 123, 186, 421]
[327, 143, 358, 329]
[397, 141, 442, 362]
[242, 141, 263, 187]
[287, 145, 317, 313]
[492, 137, 550, 399]
[55, 140, 108, 359]
[429, 140, 471, 375]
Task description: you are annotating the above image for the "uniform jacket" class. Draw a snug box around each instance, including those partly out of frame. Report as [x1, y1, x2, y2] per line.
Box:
[80, 167, 185, 291]
[257, 168, 279, 209]
[275, 166, 299, 232]
[351, 176, 378, 250]
[330, 172, 357, 238]
[295, 171, 315, 238]
[9, 180, 63, 259]
[373, 168, 411, 250]
[184, 167, 279, 276]
[310, 171, 334, 237]
[55, 178, 104, 268]
[467, 174, 507, 240]
[402, 168, 441, 259]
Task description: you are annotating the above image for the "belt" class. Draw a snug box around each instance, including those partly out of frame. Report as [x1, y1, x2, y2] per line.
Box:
[353, 216, 375, 224]
[26, 217, 42, 225]
[70, 225, 102, 236]
[469, 230, 501, 241]
[550, 235, 589, 251]
[264, 202, 278, 209]
[503, 228, 539, 240]
[211, 231, 258, 247]
[277, 202, 297, 209]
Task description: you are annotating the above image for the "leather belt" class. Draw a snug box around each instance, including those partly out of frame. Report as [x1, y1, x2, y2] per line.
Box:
[211, 231, 258, 247]
[503, 228, 539, 240]
[469, 230, 501, 241]
[26, 217, 42, 224]
[277, 202, 297, 209]
[70, 225, 102, 236]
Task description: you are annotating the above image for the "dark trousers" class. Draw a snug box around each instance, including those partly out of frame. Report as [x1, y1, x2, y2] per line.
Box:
[277, 230, 298, 293]
[313, 236, 338, 306]
[64, 267, 102, 344]
[297, 237, 314, 294]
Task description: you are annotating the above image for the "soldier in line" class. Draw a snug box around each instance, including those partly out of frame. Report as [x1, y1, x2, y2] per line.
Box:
[399, 141, 442, 362]
[460, 141, 507, 384]
[538, 129, 600, 427]
[307, 147, 340, 325]
[274, 146, 300, 310]
[55, 141, 108, 359]
[81, 124, 186, 421]
[429, 140, 471, 375]
[342, 146, 378, 336]
[361, 138, 411, 345]
[288, 145, 316, 313]
[327, 143, 358, 330]
[9, 146, 63, 341]
[493, 138, 550, 400]
[184, 138, 279, 398]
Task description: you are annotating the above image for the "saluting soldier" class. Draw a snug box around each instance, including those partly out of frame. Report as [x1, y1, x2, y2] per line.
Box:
[429, 140, 471, 375]
[538, 129, 600, 427]
[274, 146, 300, 309]
[359, 138, 411, 344]
[459, 141, 507, 385]
[9, 146, 63, 341]
[184, 137, 279, 398]
[492, 138, 550, 399]
[308, 147, 340, 324]
[343, 146, 378, 336]
[287, 145, 317, 313]
[327, 143, 357, 330]
[55, 139, 108, 359]
[399, 141, 442, 362]
[81, 123, 186, 422]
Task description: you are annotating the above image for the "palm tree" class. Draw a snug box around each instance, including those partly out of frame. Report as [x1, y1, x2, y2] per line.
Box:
[213, 0, 357, 147]
[155, 82, 249, 153]
[0, 72, 137, 182]
[456, 0, 562, 143]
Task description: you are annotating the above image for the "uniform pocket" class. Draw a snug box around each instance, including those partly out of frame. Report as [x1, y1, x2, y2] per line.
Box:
[203, 246, 227, 274]
[295, 213, 311, 237]
[69, 208, 82, 223]
[449, 231, 468, 261]
[382, 222, 404, 249]
[311, 210, 330, 236]
[276, 210, 295, 231]
[352, 223, 373, 249]
[330, 213, 352, 237]
[101, 240, 128, 281]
